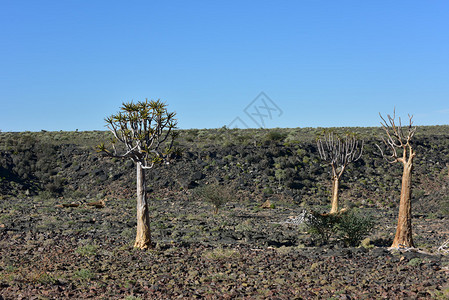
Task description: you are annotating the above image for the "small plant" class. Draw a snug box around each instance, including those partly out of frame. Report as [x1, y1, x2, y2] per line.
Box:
[407, 258, 422, 267]
[275, 169, 287, 187]
[305, 211, 340, 245]
[5, 265, 17, 273]
[264, 130, 287, 143]
[193, 183, 232, 214]
[73, 268, 95, 282]
[305, 209, 375, 246]
[202, 247, 240, 260]
[32, 271, 57, 284]
[336, 210, 375, 246]
[263, 187, 274, 195]
[75, 244, 99, 257]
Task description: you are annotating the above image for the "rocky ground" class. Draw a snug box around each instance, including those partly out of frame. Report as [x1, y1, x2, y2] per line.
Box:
[1, 190, 448, 299]
[1, 128, 449, 298]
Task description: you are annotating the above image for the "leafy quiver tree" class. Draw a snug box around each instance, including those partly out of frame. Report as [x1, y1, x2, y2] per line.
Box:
[97, 99, 178, 249]
[316, 131, 364, 214]
[376, 110, 416, 249]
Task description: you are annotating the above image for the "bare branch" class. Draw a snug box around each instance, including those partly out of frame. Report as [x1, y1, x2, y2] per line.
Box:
[377, 110, 416, 165]
[316, 131, 364, 178]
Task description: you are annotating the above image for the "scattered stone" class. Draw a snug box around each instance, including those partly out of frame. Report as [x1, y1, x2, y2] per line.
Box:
[56, 202, 80, 208]
[86, 199, 106, 209]
[261, 200, 272, 209]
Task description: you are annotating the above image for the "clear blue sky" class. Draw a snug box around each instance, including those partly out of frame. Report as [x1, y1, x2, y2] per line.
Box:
[1, 1, 448, 131]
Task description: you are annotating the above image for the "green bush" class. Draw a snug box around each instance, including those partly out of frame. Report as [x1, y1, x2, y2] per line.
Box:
[305, 209, 375, 246]
[336, 210, 375, 246]
[75, 244, 99, 257]
[264, 130, 287, 144]
[263, 187, 274, 195]
[73, 268, 95, 282]
[193, 183, 232, 214]
[407, 258, 422, 267]
[305, 211, 340, 245]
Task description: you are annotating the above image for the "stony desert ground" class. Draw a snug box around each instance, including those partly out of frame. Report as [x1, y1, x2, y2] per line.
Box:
[1, 128, 449, 298]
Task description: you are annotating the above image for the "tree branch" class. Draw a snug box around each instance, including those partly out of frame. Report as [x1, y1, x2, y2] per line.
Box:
[377, 110, 416, 165]
[98, 99, 178, 169]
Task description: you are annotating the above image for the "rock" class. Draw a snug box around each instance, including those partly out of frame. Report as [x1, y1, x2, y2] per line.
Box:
[361, 238, 373, 249]
[261, 200, 272, 209]
[190, 171, 204, 182]
[179, 179, 197, 189]
[86, 200, 105, 209]
[370, 247, 390, 257]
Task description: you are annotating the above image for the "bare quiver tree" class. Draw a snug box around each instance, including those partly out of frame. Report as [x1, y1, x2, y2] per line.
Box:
[377, 110, 417, 249]
[97, 99, 177, 249]
[317, 131, 364, 214]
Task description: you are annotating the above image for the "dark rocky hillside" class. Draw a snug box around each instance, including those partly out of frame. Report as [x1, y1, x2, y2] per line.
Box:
[1, 126, 449, 215]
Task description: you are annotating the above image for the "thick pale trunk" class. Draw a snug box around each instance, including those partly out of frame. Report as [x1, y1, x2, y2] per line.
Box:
[391, 161, 414, 248]
[134, 162, 151, 249]
[330, 176, 340, 214]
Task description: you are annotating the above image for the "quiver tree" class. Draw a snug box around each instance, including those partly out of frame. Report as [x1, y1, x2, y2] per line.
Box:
[97, 99, 177, 249]
[377, 110, 416, 249]
[317, 131, 364, 214]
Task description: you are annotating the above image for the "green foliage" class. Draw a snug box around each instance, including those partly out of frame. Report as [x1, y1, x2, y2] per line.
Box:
[33, 271, 57, 284]
[336, 210, 375, 246]
[193, 183, 232, 214]
[73, 268, 95, 281]
[305, 209, 375, 246]
[98, 99, 178, 167]
[407, 258, 422, 267]
[414, 189, 426, 199]
[275, 169, 287, 186]
[75, 244, 99, 257]
[264, 130, 287, 143]
[305, 211, 340, 244]
[263, 187, 274, 195]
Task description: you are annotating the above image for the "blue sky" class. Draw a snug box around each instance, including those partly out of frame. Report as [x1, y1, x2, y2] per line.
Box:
[1, 1, 448, 131]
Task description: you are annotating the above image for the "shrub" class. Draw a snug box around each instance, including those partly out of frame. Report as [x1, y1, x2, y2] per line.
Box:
[193, 183, 232, 214]
[263, 187, 274, 195]
[305, 209, 375, 246]
[305, 211, 340, 245]
[73, 268, 95, 282]
[407, 258, 422, 267]
[336, 210, 375, 246]
[202, 247, 240, 260]
[75, 244, 99, 257]
[32, 271, 57, 284]
[264, 130, 287, 144]
[275, 169, 287, 186]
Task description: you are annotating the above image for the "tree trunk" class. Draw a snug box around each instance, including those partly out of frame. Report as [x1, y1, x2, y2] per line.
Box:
[134, 162, 151, 249]
[330, 176, 340, 214]
[391, 161, 414, 248]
